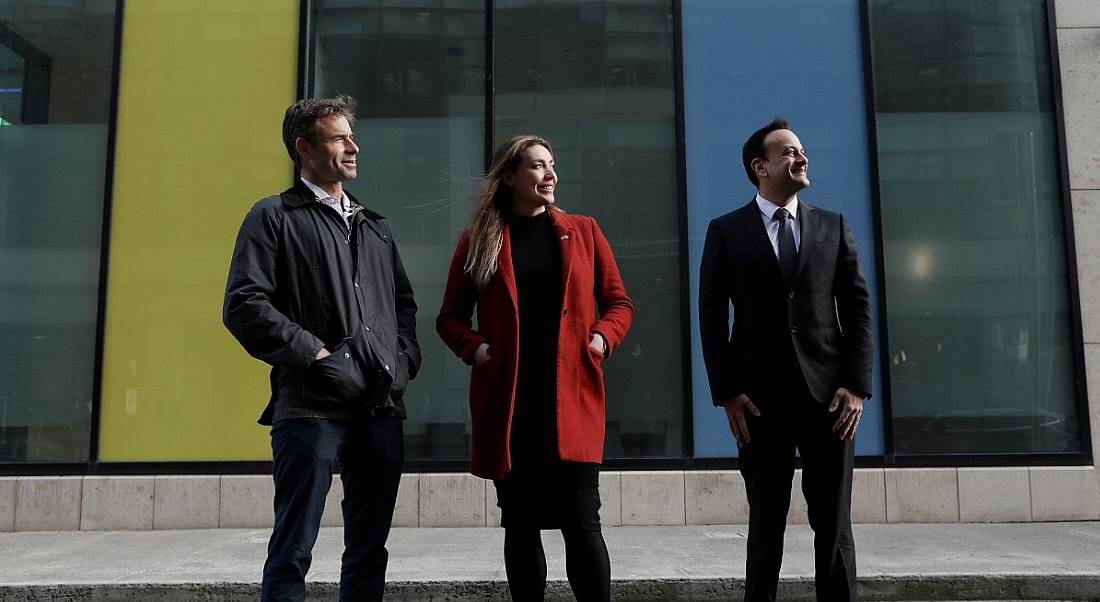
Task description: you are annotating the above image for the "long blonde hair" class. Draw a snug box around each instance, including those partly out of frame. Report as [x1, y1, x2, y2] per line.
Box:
[464, 135, 560, 290]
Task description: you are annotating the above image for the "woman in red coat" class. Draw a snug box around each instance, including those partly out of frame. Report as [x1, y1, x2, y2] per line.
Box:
[437, 135, 633, 601]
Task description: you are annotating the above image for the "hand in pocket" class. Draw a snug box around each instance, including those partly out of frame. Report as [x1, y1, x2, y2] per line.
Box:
[303, 338, 368, 404]
[587, 333, 606, 357]
[473, 342, 492, 366]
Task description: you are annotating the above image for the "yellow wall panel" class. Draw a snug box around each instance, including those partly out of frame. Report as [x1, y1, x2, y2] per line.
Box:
[99, 0, 299, 461]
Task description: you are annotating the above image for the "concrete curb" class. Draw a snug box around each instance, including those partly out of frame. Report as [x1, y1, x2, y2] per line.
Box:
[2, 574, 1098, 601]
[859, 574, 1100, 601]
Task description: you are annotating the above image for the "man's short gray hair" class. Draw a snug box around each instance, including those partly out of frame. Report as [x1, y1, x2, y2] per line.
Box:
[281, 94, 357, 166]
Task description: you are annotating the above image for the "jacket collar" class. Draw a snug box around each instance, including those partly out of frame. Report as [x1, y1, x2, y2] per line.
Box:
[548, 210, 575, 298]
[280, 178, 385, 221]
[740, 198, 779, 277]
[793, 198, 817, 281]
[740, 196, 818, 285]
[498, 223, 519, 312]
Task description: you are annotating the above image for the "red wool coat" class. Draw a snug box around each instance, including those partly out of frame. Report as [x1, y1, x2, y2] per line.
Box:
[436, 211, 634, 480]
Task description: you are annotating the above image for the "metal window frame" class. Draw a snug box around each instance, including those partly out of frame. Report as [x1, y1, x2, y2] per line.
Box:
[1045, 0, 1094, 467]
[86, 0, 127, 469]
[857, 0, 897, 464]
[484, 0, 494, 163]
[671, 0, 696, 461]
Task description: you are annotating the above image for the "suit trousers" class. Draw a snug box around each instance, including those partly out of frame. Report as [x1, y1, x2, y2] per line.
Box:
[739, 375, 856, 602]
[262, 416, 404, 602]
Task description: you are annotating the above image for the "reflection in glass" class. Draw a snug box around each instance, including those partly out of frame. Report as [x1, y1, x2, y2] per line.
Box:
[311, 0, 486, 459]
[0, 2, 117, 462]
[495, 0, 682, 457]
[312, 0, 683, 459]
[868, 0, 1082, 454]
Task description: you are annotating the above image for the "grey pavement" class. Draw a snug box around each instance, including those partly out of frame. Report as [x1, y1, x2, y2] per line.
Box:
[1, 522, 1098, 600]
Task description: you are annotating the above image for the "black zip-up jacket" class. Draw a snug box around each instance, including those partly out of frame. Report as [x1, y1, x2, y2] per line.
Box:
[223, 180, 420, 424]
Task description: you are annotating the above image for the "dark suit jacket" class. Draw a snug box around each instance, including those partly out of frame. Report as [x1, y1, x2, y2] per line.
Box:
[699, 198, 873, 406]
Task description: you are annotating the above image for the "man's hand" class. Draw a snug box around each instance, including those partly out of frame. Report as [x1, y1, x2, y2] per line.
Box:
[588, 332, 607, 357]
[829, 386, 863, 440]
[722, 394, 761, 446]
[473, 342, 492, 366]
[315, 348, 331, 361]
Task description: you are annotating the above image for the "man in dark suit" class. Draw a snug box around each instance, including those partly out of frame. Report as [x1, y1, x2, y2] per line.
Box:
[699, 118, 873, 602]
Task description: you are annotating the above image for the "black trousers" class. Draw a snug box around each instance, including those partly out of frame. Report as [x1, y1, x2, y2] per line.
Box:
[739, 379, 857, 602]
[262, 416, 404, 602]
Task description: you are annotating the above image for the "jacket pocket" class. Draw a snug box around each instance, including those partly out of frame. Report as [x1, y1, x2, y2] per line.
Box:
[814, 327, 842, 362]
[586, 342, 605, 363]
[584, 343, 604, 377]
[302, 338, 367, 405]
[302, 334, 390, 408]
[389, 351, 410, 403]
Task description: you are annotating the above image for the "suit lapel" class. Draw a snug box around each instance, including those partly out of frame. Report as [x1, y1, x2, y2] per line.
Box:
[741, 200, 785, 281]
[550, 210, 575, 298]
[794, 200, 817, 283]
[499, 223, 519, 312]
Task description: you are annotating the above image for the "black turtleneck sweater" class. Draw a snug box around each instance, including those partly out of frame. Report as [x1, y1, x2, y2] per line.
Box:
[507, 210, 563, 467]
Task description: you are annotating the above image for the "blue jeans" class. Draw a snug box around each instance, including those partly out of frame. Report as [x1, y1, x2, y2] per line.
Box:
[261, 417, 404, 602]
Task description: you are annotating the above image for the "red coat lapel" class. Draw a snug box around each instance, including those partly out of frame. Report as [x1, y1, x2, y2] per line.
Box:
[499, 222, 519, 313]
[550, 211, 575, 302]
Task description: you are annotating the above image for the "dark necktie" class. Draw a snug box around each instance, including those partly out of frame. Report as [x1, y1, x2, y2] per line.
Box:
[775, 207, 797, 285]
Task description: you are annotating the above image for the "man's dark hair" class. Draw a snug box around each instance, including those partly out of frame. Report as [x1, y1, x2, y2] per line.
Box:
[742, 117, 791, 187]
[282, 94, 357, 166]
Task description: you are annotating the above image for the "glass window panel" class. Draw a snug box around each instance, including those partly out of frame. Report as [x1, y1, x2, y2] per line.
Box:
[311, 0, 486, 460]
[0, 42, 26, 123]
[0, 1, 116, 462]
[868, 0, 1084, 455]
[494, 0, 683, 457]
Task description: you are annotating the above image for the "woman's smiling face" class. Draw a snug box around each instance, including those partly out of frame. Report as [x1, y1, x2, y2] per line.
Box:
[507, 144, 557, 216]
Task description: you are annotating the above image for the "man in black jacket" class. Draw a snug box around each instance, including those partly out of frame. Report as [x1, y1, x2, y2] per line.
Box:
[699, 118, 873, 602]
[223, 94, 420, 602]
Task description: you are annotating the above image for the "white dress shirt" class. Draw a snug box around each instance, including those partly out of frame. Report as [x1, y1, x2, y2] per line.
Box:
[301, 177, 357, 228]
[755, 193, 801, 258]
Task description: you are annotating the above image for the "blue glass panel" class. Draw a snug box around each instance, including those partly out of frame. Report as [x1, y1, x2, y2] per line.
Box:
[682, 0, 884, 457]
